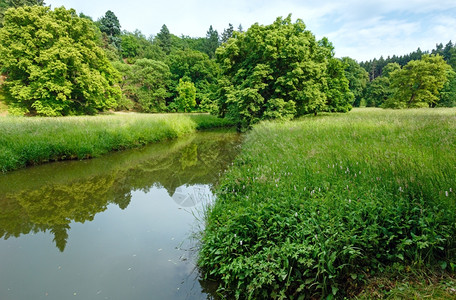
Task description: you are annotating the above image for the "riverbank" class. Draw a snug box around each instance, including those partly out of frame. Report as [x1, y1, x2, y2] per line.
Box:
[198, 108, 456, 299]
[0, 113, 234, 172]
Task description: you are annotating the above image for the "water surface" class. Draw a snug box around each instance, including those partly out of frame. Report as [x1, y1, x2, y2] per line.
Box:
[0, 130, 241, 300]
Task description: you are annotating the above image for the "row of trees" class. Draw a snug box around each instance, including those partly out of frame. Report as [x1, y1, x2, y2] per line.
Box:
[360, 41, 456, 80]
[1, 4, 452, 127]
[0, 5, 355, 129]
[344, 42, 456, 108]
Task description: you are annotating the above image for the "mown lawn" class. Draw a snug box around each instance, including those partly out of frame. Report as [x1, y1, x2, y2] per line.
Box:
[199, 108, 456, 299]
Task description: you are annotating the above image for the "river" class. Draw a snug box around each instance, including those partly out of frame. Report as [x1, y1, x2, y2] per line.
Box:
[0, 130, 242, 300]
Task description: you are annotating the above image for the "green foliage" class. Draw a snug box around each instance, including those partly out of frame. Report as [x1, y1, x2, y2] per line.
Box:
[216, 15, 352, 130]
[166, 49, 219, 110]
[342, 57, 369, 107]
[203, 25, 220, 58]
[0, 113, 235, 172]
[120, 30, 165, 61]
[175, 79, 196, 112]
[364, 63, 400, 107]
[365, 76, 393, 107]
[98, 10, 121, 37]
[199, 108, 456, 299]
[0, 6, 121, 116]
[97, 10, 121, 48]
[386, 55, 452, 108]
[114, 59, 171, 112]
[155, 24, 172, 55]
[0, 0, 45, 26]
[324, 55, 354, 112]
[221, 23, 234, 44]
[439, 71, 456, 107]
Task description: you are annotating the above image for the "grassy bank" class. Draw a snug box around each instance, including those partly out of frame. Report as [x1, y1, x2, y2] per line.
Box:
[198, 108, 456, 299]
[0, 113, 234, 172]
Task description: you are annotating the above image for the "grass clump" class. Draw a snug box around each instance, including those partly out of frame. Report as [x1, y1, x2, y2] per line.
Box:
[0, 113, 234, 172]
[198, 108, 456, 299]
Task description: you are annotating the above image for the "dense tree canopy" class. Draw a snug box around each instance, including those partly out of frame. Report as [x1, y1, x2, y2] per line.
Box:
[364, 63, 400, 107]
[7, 5, 453, 117]
[342, 57, 369, 107]
[0, 6, 121, 116]
[216, 15, 353, 130]
[113, 59, 171, 112]
[0, 0, 45, 26]
[175, 79, 196, 112]
[98, 10, 120, 37]
[385, 55, 452, 108]
[166, 49, 219, 108]
[120, 30, 165, 61]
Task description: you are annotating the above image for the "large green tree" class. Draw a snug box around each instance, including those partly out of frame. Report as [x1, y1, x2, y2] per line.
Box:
[98, 10, 120, 37]
[0, 6, 121, 116]
[216, 15, 351, 130]
[320, 39, 353, 112]
[385, 55, 452, 108]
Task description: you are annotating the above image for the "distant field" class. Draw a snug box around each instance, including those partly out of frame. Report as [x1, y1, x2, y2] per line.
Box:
[0, 113, 234, 172]
[199, 108, 456, 299]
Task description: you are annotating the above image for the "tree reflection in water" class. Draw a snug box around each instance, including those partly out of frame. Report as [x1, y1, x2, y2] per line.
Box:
[0, 130, 241, 252]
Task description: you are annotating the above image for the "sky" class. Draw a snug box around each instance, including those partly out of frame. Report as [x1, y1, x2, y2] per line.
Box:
[44, 0, 456, 62]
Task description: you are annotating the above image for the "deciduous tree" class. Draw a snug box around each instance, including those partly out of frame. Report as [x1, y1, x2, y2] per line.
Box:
[175, 79, 196, 112]
[386, 55, 451, 108]
[117, 59, 171, 112]
[364, 62, 400, 107]
[341, 57, 368, 107]
[0, 0, 44, 26]
[0, 6, 121, 116]
[216, 15, 351, 130]
[166, 49, 219, 109]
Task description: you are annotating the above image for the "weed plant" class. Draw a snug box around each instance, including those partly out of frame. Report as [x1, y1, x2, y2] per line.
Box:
[198, 108, 456, 299]
[0, 113, 234, 172]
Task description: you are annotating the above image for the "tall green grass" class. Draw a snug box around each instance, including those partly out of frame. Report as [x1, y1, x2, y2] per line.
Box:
[0, 113, 234, 172]
[198, 108, 456, 299]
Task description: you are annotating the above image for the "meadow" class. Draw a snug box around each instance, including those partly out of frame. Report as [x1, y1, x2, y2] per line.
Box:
[0, 113, 234, 172]
[198, 108, 456, 299]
